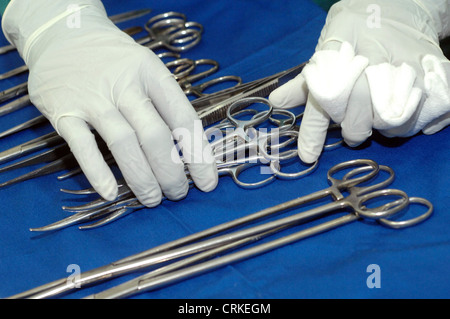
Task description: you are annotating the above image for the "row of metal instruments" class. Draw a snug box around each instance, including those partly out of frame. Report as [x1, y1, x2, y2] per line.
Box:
[0, 8, 433, 299]
[0, 8, 319, 231]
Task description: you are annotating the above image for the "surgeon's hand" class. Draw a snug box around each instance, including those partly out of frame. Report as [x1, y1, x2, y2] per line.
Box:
[2, 0, 218, 206]
[269, 0, 450, 163]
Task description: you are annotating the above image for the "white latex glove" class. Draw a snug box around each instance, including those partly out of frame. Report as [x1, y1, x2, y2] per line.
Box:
[2, 0, 218, 206]
[269, 0, 450, 163]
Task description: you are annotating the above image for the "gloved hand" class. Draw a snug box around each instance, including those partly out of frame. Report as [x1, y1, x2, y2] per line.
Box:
[2, 0, 218, 206]
[269, 0, 450, 163]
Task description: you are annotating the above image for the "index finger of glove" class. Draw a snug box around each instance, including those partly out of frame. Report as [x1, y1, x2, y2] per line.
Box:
[297, 93, 331, 164]
[269, 73, 308, 109]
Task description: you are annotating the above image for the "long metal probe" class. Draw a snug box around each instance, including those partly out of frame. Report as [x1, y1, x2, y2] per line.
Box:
[9, 186, 337, 299]
[87, 214, 358, 299]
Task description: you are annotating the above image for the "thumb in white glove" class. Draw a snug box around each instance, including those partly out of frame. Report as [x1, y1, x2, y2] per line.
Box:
[2, 0, 218, 206]
[418, 54, 450, 135]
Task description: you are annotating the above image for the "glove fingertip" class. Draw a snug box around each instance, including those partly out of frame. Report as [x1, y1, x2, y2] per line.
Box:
[189, 163, 219, 193]
[297, 138, 320, 164]
[342, 128, 372, 148]
[268, 75, 308, 109]
[96, 182, 119, 202]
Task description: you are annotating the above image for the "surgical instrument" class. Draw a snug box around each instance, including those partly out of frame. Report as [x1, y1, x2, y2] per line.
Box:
[0, 94, 31, 116]
[9, 159, 433, 299]
[0, 131, 110, 187]
[135, 14, 203, 52]
[0, 115, 48, 139]
[0, 153, 78, 189]
[192, 63, 306, 126]
[108, 8, 152, 25]
[29, 98, 312, 231]
[0, 65, 28, 81]
[175, 58, 242, 97]
[0, 82, 28, 104]
[139, 11, 204, 45]
[0, 131, 64, 165]
[0, 143, 70, 174]
[143, 11, 190, 37]
[89, 195, 431, 299]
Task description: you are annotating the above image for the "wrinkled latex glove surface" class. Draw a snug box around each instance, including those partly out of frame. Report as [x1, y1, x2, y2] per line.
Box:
[2, 0, 218, 206]
[269, 0, 450, 164]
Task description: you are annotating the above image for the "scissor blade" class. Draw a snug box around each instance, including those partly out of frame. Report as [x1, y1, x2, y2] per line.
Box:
[0, 153, 78, 189]
[0, 95, 31, 116]
[61, 183, 133, 212]
[0, 44, 15, 55]
[78, 205, 140, 230]
[30, 205, 124, 232]
[0, 65, 29, 80]
[0, 115, 48, 139]
[109, 9, 152, 24]
[0, 131, 64, 165]
[0, 143, 70, 173]
[0, 82, 28, 104]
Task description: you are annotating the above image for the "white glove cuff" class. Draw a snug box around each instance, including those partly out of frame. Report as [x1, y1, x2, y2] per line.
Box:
[2, 0, 107, 63]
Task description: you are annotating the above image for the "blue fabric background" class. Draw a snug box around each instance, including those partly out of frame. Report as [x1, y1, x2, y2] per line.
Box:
[0, 0, 449, 299]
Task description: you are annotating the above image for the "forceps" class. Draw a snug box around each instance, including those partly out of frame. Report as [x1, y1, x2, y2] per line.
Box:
[10, 159, 432, 299]
[0, 82, 28, 103]
[171, 58, 242, 97]
[143, 11, 202, 38]
[0, 131, 64, 165]
[30, 98, 308, 231]
[0, 131, 111, 189]
[30, 151, 292, 231]
[0, 144, 77, 189]
[30, 158, 277, 232]
[192, 63, 307, 126]
[209, 97, 317, 178]
[135, 12, 203, 52]
[29, 156, 280, 231]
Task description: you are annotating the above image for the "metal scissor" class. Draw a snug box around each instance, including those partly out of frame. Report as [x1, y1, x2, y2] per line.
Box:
[0, 60, 241, 187]
[9, 159, 432, 299]
[135, 11, 203, 52]
[172, 58, 242, 97]
[29, 98, 313, 231]
[0, 131, 111, 189]
[192, 63, 307, 126]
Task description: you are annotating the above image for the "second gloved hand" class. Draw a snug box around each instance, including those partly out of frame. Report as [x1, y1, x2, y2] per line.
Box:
[2, 0, 218, 206]
[269, 0, 450, 163]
